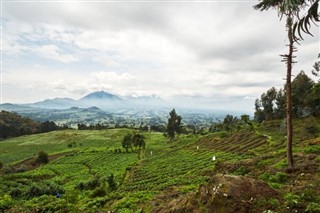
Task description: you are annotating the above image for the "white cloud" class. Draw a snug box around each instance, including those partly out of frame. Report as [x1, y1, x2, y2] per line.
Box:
[2, 1, 319, 112]
[33, 44, 78, 63]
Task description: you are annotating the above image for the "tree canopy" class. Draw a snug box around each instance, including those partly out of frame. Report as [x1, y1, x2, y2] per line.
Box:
[166, 109, 182, 141]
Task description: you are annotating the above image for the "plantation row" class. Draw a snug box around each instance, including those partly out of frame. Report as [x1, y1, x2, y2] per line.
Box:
[1, 126, 300, 212]
[197, 131, 267, 154]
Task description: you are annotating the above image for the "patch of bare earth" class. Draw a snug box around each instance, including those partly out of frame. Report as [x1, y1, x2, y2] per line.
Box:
[151, 174, 278, 213]
[12, 152, 66, 171]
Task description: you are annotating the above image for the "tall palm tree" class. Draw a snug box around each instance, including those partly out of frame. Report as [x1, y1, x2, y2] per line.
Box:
[254, 0, 319, 170]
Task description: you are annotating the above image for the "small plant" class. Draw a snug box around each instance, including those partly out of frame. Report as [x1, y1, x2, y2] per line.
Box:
[284, 193, 303, 209]
[306, 202, 320, 213]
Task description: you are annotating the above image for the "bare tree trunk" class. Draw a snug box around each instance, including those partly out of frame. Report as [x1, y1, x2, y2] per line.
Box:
[283, 15, 295, 170]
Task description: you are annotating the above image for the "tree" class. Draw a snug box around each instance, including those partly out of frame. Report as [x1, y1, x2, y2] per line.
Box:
[254, 98, 265, 122]
[254, 0, 319, 170]
[222, 114, 239, 132]
[132, 133, 146, 150]
[275, 88, 286, 118]
[122, 133, 133, 152]
[166, 109, 182, 141]
[291, 71, 315, 117]
[261, 87, 277, 120]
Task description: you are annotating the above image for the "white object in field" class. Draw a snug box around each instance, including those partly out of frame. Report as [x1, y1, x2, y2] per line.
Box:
[197, 146, 199, 150]
[150, 151, 153, 155]
[212, 155, 216, 161]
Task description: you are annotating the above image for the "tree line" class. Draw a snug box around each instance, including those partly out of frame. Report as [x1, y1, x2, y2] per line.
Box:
[0, 111, 69, 139]
[254, 69, 320, 122]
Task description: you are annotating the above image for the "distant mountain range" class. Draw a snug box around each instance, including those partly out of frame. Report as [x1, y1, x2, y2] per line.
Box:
[0, 91, 238, 127]
[1, 91, 168, 110]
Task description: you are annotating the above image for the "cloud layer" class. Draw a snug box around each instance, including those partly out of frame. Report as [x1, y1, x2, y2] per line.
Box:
[2, 1, 319, 112]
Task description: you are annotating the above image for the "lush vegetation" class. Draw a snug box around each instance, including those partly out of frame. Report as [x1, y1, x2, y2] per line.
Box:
[255, 70, 320, 122]
[0, 114, 319, 212]
[0, 111, 69, 139]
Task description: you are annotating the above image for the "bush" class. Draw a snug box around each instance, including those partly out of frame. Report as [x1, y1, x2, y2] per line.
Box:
[75, 177, 101, 190]
[36, 151, 49, 164]
[91, 186, 107, 198]
[0, 194, 14, 211]
[107, 173, 117, 191]
[25, 182, 64, 198]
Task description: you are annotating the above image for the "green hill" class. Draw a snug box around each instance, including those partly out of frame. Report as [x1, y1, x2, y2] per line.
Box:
[0, 111, 40, 139]
[0, 117, 319, 212]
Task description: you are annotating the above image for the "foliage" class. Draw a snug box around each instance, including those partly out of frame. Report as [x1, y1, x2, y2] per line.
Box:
[0, 111, 40, 139]
[122, 133, 133, 152]
[255, 71, 320, 121]
[253, 0, 319, 41]
[0, 194, 14, 210]
[1, 123, 320, 212]
[91, 186, 107, 198]
[166, 109, 182, 141]
[78, 123, 109, 130]
[132, 133, 146, 150]
[36, 151, 49, 164]
[107, 173, 117, 191]
[0, 111, 69, 139]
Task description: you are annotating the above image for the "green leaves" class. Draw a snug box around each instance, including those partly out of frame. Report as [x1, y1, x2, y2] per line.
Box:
[254, 0, 319, 41]
[293, 0, 319, 40]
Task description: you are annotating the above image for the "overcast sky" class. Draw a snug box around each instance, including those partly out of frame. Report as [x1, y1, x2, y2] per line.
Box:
[1, 0, 319, 113]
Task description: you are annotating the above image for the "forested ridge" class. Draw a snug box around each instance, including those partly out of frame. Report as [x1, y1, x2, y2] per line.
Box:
[0, 111, 68, 139]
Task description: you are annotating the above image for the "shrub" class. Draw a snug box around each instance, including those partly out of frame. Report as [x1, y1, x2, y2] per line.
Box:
[107, 173, 117, 190]
[75, 177, 101, 190]
[91, 186, 107, 198]
[0, 194, 14, 211]
[36, 151, 49, 164]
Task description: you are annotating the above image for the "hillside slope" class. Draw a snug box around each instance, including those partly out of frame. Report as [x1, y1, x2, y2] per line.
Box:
[0, 117, 319, 212]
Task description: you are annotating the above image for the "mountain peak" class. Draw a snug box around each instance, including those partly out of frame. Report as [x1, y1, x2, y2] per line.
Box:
[80, 91, 122, 101]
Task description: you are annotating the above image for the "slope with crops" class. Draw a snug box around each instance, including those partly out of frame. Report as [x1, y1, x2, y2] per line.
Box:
[0, 117, 319, 212]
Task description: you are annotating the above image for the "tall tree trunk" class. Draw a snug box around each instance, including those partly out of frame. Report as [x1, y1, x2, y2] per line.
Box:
[285, 15, 295, 170]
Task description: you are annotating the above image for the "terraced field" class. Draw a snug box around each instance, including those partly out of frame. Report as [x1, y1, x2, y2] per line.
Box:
[196, 131, 267, 154]
[1, 119, 319, 212]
